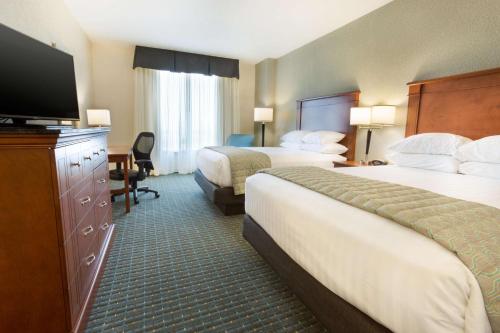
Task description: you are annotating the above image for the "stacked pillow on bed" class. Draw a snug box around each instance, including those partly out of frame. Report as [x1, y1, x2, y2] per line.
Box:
[280, 130, 348, 154]
[455, 135, 500, 179]
[387, 133, 500, 179]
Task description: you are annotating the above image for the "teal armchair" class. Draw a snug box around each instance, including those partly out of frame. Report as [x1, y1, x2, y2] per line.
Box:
[225, 134, 255, 147]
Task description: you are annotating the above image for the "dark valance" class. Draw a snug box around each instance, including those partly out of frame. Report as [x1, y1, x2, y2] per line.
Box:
[133, 46, 239, 79]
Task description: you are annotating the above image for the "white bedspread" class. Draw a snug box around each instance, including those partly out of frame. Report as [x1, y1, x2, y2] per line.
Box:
[245, 166, 498, 333]
[196, 146, 346, 187]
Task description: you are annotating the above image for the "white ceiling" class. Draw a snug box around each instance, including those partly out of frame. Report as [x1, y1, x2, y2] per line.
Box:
[64, 0, 393, 63]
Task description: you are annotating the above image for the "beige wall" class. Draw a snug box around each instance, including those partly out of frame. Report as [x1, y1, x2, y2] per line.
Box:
[0, 0, 93, 126]
[91, 40, 255, 145]
[91, 41, 135, 145]
[255, 0, 500, 160]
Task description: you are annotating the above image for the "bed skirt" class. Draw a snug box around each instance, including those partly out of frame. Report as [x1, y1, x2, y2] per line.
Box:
[242, 214, 391, 333]
[194, 169, 245, 215]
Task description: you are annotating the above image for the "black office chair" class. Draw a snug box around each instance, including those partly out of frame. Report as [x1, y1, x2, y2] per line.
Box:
[110, 132, 160, 204]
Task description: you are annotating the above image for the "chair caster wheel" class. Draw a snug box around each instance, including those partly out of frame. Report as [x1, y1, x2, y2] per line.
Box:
[134, 200, 139, 204]
[155, 194, 160, 198]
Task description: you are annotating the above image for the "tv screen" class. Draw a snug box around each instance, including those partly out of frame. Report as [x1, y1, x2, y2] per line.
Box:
[0, 24, 79, 121]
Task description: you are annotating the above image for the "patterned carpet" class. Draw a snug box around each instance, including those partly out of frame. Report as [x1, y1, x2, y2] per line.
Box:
[86, 174, 326, 332]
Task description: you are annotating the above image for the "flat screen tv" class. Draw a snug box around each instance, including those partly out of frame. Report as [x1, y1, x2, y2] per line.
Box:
[0, 24, 79, 123]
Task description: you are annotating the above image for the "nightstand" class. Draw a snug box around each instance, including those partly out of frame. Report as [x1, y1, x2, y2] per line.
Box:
[332, 160, 369, 168]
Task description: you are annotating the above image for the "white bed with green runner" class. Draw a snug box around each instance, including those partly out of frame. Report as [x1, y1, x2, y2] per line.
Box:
[245, 165, 499, 333]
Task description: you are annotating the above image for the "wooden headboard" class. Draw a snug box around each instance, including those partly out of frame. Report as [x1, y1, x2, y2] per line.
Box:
[406, 67, 500, 139]
[297, 91, 359, 160]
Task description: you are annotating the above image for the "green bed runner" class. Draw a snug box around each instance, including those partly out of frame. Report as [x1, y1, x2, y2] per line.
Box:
[259, 166, 500, 331]
[207, 146, 271, 195]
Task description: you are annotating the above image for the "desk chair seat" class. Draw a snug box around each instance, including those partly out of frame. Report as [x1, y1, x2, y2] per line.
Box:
[109, 132, 160, 205]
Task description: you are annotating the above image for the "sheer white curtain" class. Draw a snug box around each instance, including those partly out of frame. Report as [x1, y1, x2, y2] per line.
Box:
[134, 68, 239, 175]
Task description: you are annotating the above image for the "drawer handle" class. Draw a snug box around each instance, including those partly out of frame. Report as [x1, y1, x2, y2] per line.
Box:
[98, 201, 108, 208]
[85, 254, 96, 266]
[82, 225, 94, 236]
[97, 178, 106, 184]
[83, 155, 92, 161]
[70, 162, 81, 167]
[100, 148, 106, 153]
[100, 223, 110, 231]
[93, 151, 100, 156]
[80, 196, 91, 205]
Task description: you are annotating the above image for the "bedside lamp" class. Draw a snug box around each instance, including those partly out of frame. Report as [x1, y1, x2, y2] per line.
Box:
[350, 106, 395, 162]
[254, 107, 273, 147]
[87, 109, 111, 127]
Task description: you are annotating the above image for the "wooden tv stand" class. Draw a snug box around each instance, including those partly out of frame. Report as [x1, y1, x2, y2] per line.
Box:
[0, 127, 114, 332]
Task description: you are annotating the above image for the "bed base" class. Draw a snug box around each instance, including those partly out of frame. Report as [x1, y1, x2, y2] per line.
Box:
[194, 169, 245, 215]
[242, 214, 391, 333]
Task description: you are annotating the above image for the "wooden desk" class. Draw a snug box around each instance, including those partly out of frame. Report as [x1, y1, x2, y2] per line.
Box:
[108, 145, 133, 213]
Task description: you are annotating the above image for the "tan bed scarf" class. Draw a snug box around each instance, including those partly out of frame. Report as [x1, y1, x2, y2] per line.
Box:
[206, 146, 271, 195]
[259, 166, 499, 331]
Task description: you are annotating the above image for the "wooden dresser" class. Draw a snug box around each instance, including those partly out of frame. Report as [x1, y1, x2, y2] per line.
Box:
[0, 127, 115, 333]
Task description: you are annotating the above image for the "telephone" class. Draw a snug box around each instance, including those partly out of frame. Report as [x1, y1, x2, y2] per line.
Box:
[368, 160, 388, 166]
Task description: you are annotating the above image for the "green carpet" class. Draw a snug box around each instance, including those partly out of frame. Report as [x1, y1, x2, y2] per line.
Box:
[86, 174, 326, 332]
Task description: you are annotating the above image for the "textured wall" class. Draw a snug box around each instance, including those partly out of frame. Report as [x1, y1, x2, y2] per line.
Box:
[256, 0, 500, 160]
[0, 0, 93, 126]
[254, 58, 276, 146]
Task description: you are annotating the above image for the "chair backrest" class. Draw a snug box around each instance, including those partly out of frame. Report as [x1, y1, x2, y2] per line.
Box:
[225, 134, 254, 147]
[133, 132, 155, 172]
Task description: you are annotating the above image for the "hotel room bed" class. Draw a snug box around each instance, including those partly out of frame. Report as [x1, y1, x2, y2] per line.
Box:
[195, 90, 359, 215]
[243, 68, 500, 332]
[245, 165, 497, 333]
[196, 146, 345, 187]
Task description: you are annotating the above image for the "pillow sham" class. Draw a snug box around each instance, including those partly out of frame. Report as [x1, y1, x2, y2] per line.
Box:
[387, 152, 460, 173]
[459, 162, 500, 180]
[279, 142, 302, 149]
[300, 143, 348, 155]
[281, 130, 311, 143]
[454, 135, 500, 163]
[388, 133, 471, 156]
[302, 131, 345, 144]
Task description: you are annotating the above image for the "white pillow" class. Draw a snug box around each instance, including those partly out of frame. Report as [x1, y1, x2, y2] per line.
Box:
[459, 162, 500, 179]
[281, 130, 311, 143]
[387, 152, 460, 173]
[300, 143, 348, 155]
[388, 133, 471, 156]
[302, 131, 345, 144]
[455, 135, 500, 163]
[279, 142, 301, 149]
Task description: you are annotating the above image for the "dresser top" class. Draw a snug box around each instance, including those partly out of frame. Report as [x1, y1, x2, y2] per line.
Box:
[0, 126, 109, 147]
[0, 126, 109, 135]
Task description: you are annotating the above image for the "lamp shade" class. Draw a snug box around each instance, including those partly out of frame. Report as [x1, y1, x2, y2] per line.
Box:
[87, 109, 111, 127]
[254, 108, 273, 123]
[350, 107, 371, 126]
[371, 106, 396, 126]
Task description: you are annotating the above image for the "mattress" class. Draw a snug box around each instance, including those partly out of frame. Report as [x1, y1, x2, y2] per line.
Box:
[245, 165, 499, 333]
[196, 146, 346, 187]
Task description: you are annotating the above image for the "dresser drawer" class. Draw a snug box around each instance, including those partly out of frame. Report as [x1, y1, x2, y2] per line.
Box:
[66, 145, 83, 187]
[94, 190, 111, 226]
[91, 137, 108, 168]
[93, 161, 109, 197]
[72, 175, 94, 226]
[81, 145, 95, 178]
[97, 208, 112, 251]
[78, 234, 100, 301]
[55, 147, 69, 195]
[68, 279, 81, 327]
[76, 208, 98, 258]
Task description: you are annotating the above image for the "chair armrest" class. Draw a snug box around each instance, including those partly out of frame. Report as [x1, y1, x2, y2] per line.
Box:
[134, 159, 152, 166]
[134, 159, 153, 177]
